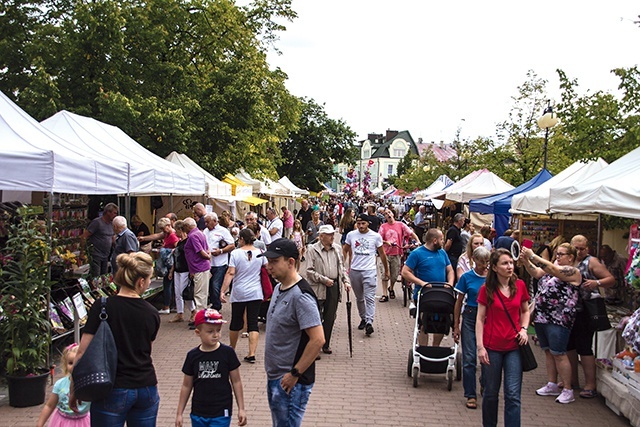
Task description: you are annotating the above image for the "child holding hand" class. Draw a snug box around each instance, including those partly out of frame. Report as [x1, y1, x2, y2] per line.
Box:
[176, 309, 246, 427]
[36, 343, 90, 427]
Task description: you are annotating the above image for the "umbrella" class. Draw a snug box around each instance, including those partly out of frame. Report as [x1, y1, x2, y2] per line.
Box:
[346, 290, 353, 357]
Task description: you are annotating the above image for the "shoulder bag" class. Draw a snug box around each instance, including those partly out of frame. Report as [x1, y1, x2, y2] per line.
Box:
[182, 276, 195, 301]
[583, 295, 611, 331]
[72, 297, 118, 401]
[496, 291, 538, 372]
[260, 249, 275, 301]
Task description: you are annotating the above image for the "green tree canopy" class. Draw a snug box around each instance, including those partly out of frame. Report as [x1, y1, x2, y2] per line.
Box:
[277, 98, 357, 191]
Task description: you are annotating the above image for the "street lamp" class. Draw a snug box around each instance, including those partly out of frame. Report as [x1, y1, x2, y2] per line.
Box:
[537, 100, 559, 170]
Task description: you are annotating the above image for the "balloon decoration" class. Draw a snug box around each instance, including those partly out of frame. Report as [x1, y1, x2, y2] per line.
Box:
[343, 167, 358, 196]
[362, 160, 374, 196]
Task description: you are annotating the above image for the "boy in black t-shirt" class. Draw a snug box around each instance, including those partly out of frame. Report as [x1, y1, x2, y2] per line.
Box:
[176, 309, 246, 427]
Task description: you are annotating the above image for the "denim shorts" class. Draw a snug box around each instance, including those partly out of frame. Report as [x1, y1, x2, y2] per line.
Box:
[534, 323, 571, 355]
[190, 414, 231, 427]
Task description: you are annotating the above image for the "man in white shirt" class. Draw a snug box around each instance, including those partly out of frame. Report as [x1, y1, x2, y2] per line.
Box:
[245, 211, 271, 245]
[266, 207, 284, 240]
[345, 214, 389, 337]
[203, 213, 235, 310]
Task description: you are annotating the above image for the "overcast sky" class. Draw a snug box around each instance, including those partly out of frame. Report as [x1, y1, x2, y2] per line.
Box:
[266, 1, 640, 143]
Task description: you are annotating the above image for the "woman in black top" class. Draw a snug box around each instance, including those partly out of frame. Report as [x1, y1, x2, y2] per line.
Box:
[71, 252, 161, 427]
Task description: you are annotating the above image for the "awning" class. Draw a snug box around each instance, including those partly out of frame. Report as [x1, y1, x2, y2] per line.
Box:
[241, 195, 269, 206]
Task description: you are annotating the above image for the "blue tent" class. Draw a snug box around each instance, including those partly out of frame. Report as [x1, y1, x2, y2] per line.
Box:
[469, 169, 553, 237]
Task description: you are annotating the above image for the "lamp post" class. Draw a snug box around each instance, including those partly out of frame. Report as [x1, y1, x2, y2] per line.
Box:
[537, 100, 559, 170]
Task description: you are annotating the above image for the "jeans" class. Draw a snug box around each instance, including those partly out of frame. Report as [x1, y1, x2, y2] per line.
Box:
[481, 349, 522, 427]
[267, 378, 313, 427]
[209, 265, 228, 310]
[90, 386, 159, 427]
[163, 272, 173, 308]
[461, 307, 480, 398]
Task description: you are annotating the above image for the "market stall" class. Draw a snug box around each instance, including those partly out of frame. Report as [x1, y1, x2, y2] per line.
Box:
[469, 168, 552, 237]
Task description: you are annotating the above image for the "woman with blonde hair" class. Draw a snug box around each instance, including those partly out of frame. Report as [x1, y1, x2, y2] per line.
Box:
[71, 252, 161, 425]
[457, 233, 485, 280]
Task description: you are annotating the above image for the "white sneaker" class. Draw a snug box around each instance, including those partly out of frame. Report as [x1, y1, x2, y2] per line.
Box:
[555, 388, 575, 404]
[536, 382, 561, 396]
[158, 308, 170, 314]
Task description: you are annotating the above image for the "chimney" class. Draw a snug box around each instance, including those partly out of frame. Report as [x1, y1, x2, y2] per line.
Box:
[418, 137, 423, 143]
[385, 129, 398, 141]
[368, 133, 382, 142]
[440, 140, 444, 148]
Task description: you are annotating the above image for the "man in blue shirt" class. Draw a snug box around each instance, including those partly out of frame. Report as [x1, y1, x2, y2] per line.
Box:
[402, 228, 454, 346]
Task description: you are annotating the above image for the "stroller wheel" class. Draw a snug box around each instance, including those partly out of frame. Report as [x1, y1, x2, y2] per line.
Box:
[412, 366, 419, 388]
[407, 350, 413, 377]
[447, 370, 453, 391]
[456, 355, 462, 381]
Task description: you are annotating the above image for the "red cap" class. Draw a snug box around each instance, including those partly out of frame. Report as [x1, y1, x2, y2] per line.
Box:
[194, 309, 227, 326]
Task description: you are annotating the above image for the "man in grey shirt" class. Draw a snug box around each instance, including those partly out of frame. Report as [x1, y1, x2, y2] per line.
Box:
[111, 215, 139, 274]
[83, 202, 118, 278]
[260, 238, 324, 427]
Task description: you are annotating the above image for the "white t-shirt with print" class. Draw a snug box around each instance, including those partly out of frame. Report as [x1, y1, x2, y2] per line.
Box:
[345, 229, 382, 271]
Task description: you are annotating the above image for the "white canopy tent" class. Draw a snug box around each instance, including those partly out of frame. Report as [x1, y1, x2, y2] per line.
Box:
[0, 91, 129, 194]
[165, 152, 232, 200]
[41, 111, 205, 195]
[430, 169, 514, 204]
[278, 176, 309, 197]
[415, 175, 455, 201]
[511, 159, 608, 215]
[235, 170, 293, 197]
[549, 146, 640, 219]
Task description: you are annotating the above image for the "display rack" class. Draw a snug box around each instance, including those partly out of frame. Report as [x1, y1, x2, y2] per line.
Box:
[516, 215, 599, 253]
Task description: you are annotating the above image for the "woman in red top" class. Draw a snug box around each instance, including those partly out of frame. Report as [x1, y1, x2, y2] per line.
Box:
[476, 248, 530, 427]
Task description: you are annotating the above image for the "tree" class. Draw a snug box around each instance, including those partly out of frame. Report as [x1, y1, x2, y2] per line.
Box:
[277, 98, 357, 191]
[0, 0, 300, 178]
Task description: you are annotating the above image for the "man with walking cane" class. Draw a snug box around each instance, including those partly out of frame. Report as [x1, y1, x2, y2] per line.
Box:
[306, 225, 351, 357]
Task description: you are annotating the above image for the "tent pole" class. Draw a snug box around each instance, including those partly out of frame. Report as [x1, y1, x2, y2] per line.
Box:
[597, 213, 602, 258]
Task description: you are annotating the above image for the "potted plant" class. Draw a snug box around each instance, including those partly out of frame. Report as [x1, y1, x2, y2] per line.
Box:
[0, 207, 53, 407]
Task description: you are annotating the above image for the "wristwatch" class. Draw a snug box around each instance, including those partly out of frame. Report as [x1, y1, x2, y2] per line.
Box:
[289, 367, 301, 378]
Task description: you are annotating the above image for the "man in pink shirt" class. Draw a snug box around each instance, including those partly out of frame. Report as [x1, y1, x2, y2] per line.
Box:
[378, 208, 419, 302]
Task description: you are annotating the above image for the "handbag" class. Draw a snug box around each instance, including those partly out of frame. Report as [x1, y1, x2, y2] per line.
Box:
[496, 291, 538, 372]
[72, 297, 117, 401]
[260, 266, 274, 301]
[182, 277, 195, 301]
[583, 296, 611, 331]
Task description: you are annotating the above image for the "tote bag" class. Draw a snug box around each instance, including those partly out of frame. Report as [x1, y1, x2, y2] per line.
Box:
[72, 297, 117, 401]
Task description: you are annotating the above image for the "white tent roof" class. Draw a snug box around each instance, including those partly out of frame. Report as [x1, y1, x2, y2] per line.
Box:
[165, 152, 232, 199]
[511, 159, 608, 215]
[278, 176, 309, 196]
[235, 170, 293, 197]
[0, 91, 129, 194]
[549, 146, 640, 219]
[430, 169, 514, 203]
[41, 111, 205, 195]
[415, 175, 455, 200]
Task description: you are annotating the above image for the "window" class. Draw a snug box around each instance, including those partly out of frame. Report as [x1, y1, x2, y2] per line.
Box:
[363, 148, 371, 158]
[387, 164, 393, 175]
[393, 148, 406, 157]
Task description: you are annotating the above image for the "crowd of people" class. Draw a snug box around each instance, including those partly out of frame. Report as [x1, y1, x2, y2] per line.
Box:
[67, 196, 628, 427]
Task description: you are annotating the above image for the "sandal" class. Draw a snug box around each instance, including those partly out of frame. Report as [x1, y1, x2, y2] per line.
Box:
[322, 346, 332, 354]
[243, 356, 256, 364]
[389, 289, 396, 299]
[579, 389, 598, 398]
[379, 295, 389, 303]
[466, 398, 477, 409]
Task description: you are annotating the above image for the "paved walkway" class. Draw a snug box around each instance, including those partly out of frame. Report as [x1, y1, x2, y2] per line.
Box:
[0, 274, 632, 426]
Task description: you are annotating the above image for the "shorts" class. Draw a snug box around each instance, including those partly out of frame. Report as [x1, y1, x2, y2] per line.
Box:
[534, 323, 571, 355]
[191, 414, 231, 427]
[566, 310, 594, 356]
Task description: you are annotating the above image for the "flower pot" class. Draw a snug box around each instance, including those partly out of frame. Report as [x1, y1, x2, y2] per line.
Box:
[6, 371, 50, 407]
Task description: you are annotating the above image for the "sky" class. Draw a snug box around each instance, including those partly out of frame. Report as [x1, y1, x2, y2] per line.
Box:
[266, 1, 640, 144]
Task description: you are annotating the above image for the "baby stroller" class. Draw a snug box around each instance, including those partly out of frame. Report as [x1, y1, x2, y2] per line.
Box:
[407, 282, 461, 390]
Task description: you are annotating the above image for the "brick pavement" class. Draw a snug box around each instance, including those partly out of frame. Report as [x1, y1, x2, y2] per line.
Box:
[0, 273, 632, 427]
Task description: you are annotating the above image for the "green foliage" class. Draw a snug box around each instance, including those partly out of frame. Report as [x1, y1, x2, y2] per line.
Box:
[0, 209, 52, 376]
[0, 0, 302, 178]
[277, 98, 357, 191]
